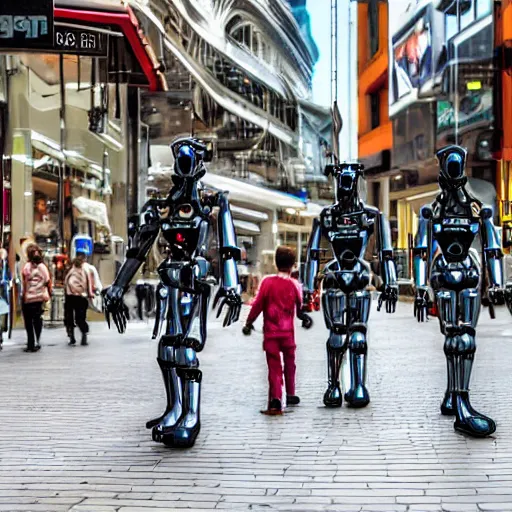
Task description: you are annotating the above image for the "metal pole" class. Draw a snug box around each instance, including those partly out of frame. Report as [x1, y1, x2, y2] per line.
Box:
[58, 54, 66, 253]
[348, 0, 359, 161]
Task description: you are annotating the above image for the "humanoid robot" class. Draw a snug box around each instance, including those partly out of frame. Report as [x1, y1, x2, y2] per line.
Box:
[303, 163, 398, 408]
[103, 138, 242, 448]
[413, 145, 505, 437]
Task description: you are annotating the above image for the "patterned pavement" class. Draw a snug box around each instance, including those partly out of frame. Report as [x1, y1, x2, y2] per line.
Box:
[0, 301, 512, 511]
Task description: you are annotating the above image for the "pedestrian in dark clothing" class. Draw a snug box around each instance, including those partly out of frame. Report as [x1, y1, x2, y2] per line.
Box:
[21, 244, 51, 353]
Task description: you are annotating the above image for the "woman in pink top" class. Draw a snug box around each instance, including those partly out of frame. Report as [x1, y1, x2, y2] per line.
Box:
[243, 246, 312, 415]
[21, 244, 52, 352]
[64, 252, 94, 346]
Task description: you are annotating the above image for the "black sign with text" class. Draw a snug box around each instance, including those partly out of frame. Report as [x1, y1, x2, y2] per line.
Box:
[0, 0, 54, 50]
[55, 27, 108, 56]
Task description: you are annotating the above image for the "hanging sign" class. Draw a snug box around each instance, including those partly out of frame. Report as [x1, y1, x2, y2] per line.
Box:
[54, 26, 108, 56]
[0, 0, 54, 50]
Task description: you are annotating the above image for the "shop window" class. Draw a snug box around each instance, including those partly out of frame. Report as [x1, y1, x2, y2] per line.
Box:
[370, 92, 380, 129]
[368, 0, 379, 58]
[32, 174, 60, 250]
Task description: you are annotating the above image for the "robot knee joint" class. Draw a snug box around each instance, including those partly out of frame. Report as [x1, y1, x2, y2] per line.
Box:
[456, 327, 476, 356]
[348, 325, 367, 355]
[327, 332, 347, 351]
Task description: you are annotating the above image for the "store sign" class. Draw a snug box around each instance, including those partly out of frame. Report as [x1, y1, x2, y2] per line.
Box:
[54, 27, 108, 56]
[0, 0, 54, 50]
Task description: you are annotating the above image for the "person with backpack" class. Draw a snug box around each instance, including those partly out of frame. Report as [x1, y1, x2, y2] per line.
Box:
[21, 244, 52, 353]
[64, 251, 94, 346]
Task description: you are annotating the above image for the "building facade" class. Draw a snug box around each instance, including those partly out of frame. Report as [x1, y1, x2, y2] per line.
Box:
[0, 0, 167, 323]
[357, 0, 393, 234]
[130, 0, 331, 280]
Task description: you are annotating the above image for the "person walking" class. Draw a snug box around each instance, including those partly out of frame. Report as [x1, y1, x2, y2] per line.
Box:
[21, 244, 51, 353]
[243, 246, 312, 415]
[64, 251, 94, 346]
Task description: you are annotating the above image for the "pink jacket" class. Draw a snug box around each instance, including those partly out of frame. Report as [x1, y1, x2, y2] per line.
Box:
[22, 262, 51, 304]
[246, 274, 303, 339]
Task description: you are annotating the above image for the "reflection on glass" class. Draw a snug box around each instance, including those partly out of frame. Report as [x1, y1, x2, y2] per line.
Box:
[461, 2, 476, 30]
[476, 0, 492, 19]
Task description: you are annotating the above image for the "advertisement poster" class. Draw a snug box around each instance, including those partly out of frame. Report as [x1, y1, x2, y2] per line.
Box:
[389, 0, 444, 118]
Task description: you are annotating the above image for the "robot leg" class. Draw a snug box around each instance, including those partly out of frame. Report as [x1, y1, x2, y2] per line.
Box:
[322, 287, 348, 407]
[148, 342, 183, 435]
[149, 284, 186, 443]
[452, 288, 495, 437]
[344, 291, 371, 408]
[171, 347, 201, 448]
[436, 290, 457, 415]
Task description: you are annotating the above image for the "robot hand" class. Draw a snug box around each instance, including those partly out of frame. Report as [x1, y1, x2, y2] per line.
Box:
[242, 324, 254, 336]
[488, 286, 506, 306]
[414, 286, 429, 323]
[214, 287, 242, 327]
[102, 285, 129, 334]
[377, 284, 398, 313]
[297, 310, 313, 329]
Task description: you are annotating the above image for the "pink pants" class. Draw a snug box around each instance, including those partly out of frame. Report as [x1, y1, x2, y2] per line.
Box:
[264, 335, 296, 403]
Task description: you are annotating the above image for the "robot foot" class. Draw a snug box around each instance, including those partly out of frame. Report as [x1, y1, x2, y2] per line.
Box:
[440, 391, 455, 416]
[146, 411, 169, 429]
[170, 421, 201, 448]
[453, 392, 496, 438]
[323, 383, 343, 408]
[344, 385, 370, 408]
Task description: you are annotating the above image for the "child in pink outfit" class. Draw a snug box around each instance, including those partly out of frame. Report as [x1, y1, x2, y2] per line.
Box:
[243, 246, 312, 414]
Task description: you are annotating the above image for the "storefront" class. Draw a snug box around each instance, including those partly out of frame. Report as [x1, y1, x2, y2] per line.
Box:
[0, 0, 165, 324]
[388, 0, 497, 278]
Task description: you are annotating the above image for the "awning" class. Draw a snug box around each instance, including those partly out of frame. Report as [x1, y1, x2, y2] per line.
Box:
[233, 219, 261, 235]
[73, 196, 111, 231]
[54, 2, 166, 91]
[230, 205, 269, 223]
[200, 173, 306, 211]
[299, 202, 324, 218]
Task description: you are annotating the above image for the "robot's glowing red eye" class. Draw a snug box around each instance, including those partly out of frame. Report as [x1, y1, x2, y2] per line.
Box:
[176, 233, 185, 243]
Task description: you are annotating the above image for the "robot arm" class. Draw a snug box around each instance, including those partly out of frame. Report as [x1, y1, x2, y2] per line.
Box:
[375, 212, 398, 313]
[302, 218, 322, 308]
[303, 218, 321, 293]
[412, 205, 433, 321]
[213, 192, 242, 327]
[479, 207, 505, 308]
[103, 201, 160, 333]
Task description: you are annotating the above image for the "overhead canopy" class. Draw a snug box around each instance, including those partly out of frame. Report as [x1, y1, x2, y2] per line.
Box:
[230, 205, 269, 223]
[73, 196, 111, 231]
[200, 173, 306, 211]
[233, 219, 261, 235]
[299, 202, 324, 218]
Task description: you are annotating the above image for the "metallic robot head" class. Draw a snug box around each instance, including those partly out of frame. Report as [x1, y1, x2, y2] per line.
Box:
[326, 163, 364, 202]
[436, 145, 467, 189]
[170, 137, 207, 179]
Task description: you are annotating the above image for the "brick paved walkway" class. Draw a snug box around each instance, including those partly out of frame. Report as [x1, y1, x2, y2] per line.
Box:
[1, 302, 512, 511]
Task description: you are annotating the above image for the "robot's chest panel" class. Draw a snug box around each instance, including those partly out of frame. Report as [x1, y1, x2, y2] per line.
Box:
[322, 213, 370, 259]
[160, 216, 202, 257]
[433, 218, 479, 263]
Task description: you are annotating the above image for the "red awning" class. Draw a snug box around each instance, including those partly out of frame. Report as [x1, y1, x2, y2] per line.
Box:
[54, 3, 165, 91]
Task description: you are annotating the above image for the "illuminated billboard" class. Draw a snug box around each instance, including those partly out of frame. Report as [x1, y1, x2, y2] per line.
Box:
[389, 1, 444, 118]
